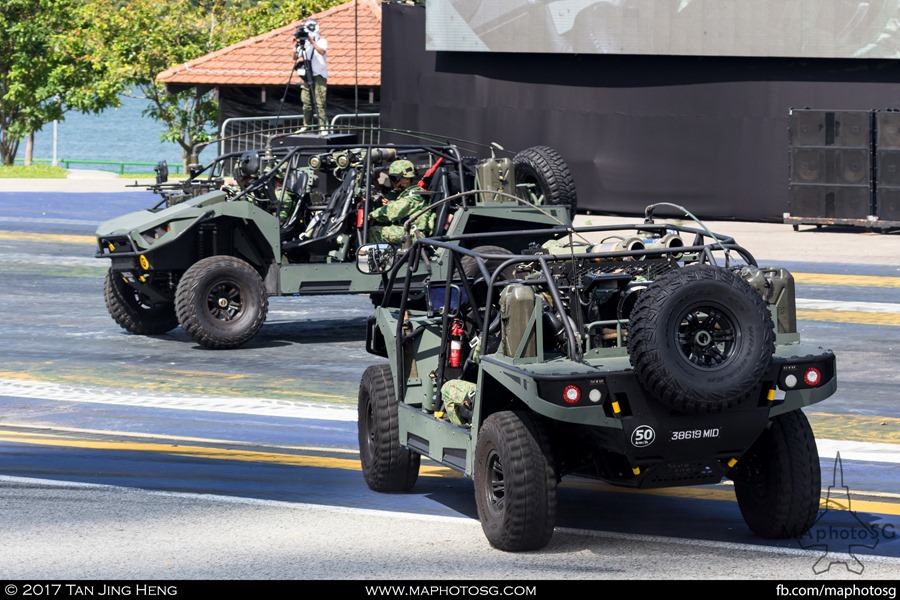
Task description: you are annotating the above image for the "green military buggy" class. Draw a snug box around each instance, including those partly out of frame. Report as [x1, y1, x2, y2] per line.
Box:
[358, 203, 837, 551]
[96, 137, 576, 349]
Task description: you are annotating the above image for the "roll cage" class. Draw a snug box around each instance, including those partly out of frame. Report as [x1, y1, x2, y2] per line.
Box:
[376, 214, 765, 404]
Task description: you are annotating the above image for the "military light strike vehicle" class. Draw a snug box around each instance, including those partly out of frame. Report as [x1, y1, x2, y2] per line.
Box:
[95, 138, 576, 349]
[357, 202, 837, 551]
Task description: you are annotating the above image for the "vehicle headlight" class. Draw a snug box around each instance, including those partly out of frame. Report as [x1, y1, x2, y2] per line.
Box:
[140, 225, 170, 245]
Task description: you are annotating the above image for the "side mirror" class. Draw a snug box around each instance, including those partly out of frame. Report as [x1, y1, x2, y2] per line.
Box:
[356, 243, 396, 274]
[425, 280, 465, 317]
[155, 161, 169, 185]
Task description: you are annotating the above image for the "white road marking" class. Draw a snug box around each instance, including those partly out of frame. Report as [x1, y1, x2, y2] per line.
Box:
[797, 299, 900, 313]
[0, 378, 355, 421]
[1, 378, 898, 464]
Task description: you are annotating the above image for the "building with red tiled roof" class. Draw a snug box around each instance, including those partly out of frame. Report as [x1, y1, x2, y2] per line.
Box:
[157, 0, 382, 130]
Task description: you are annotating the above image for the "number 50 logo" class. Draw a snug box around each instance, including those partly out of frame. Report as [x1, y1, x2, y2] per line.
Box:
[631, 425, 656, 447]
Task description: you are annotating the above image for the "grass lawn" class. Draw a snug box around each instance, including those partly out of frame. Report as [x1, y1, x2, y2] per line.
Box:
[0, 165, 190, 179]
[0, 165, 68, 178]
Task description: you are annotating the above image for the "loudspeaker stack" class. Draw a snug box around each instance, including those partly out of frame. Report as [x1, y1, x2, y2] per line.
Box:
[875, 110, 900, 222]
[788, 109, 874, 220]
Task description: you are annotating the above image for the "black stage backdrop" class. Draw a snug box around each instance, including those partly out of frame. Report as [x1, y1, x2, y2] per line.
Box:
[380, 3, 900, 222]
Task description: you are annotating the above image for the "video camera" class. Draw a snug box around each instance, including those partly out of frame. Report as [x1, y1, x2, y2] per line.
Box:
[293, 17, 317, 81]
[294, 20, 317, 45]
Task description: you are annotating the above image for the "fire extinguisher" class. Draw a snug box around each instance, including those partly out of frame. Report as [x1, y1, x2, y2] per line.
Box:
[448, 318, 465, 368]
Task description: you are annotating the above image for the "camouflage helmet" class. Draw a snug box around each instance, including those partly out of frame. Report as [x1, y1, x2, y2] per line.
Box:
[388, 159, 416, 179]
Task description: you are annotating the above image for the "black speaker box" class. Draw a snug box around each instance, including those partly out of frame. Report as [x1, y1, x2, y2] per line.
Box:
[875, 187, 900, 221]
[790, 147, 871, 185]
[876, 111, 900, 150]
[789, 184, 873, 219]
[876, 149, 900, 187]
[789, 109, 872, 148]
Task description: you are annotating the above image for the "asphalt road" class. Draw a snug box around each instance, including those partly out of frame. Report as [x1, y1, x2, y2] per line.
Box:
[0, 172, 898, 583]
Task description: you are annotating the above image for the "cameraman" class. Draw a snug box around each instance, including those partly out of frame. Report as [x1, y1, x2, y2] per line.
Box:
[295, 18, 328, 132]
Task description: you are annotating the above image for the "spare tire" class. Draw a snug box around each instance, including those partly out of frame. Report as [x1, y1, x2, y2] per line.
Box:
[460, 245, 515, 284]
[460, 245, 515, 308]
[460, 246, 515, 354]
[512, 146, 577, 219]
[626, 264, 775, 414]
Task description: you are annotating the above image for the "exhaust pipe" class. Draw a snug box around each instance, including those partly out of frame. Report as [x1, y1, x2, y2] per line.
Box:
[640, 233, 684, 259]
[588, 237, 646, 260]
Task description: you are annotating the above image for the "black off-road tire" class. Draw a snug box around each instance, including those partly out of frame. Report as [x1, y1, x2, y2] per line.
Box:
[474, 410, 557, 552]
[732, 410, 821, 538]
[460, 245, 515, 294]
[174, 256, 268, 350]
[512, 146, 577, 218]
[627, 264, 775, 413]
[103, 268, 178, 335]
[358, 364, 421, 492]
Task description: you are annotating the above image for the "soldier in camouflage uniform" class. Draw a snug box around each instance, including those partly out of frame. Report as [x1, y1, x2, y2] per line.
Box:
[440, 379, 477, 426]
[368, 159, 435, 244]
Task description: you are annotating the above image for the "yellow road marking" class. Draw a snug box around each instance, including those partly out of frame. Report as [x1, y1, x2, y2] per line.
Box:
[793, 273, 900, 289]
[797, 309, 900, 326]
[2, 429, 898, 516]
[0, 231, 95, 245]
[0, 372, 37, 382]
[807, 413, 900, 444]
[1, 424, 363, 454]
[0, 430, 453, 475]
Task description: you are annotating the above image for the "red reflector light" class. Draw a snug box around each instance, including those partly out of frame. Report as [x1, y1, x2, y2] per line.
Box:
[804, 367, 822, 387]
[563, 385, 581, 405]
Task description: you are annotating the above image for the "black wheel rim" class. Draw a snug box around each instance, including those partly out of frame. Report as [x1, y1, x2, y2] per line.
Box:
[737, 434, 771, 501]
[515, 168, 545, 203]
[674, 303, 739, 369]
[485, 449, 506, 516]
[364, 396, 376, 462]
[205, 280, 244, 321]
[128, 290, 155, 312]
[117, 278, 157, 313]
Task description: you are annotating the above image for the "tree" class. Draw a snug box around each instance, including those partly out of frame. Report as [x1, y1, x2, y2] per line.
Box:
[87, 0, 223, 171]
[91, 0, 343, 171]
[0, 0, 121, 165]
[227, 0, 340, 43]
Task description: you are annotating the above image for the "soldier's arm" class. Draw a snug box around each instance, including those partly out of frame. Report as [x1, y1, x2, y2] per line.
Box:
[369, 204, 389, 223]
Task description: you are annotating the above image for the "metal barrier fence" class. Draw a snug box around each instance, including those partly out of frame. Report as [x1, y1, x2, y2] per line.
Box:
[12, 157, 184, 174]
[219, 112, 381, 156]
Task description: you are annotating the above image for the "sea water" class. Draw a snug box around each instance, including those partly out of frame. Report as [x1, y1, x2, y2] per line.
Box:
[29, 94, 216, 172]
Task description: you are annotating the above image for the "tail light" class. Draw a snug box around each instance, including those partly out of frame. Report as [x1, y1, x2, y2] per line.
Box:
[780, 363, 831, 390]
[563, 385, 581, 404]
